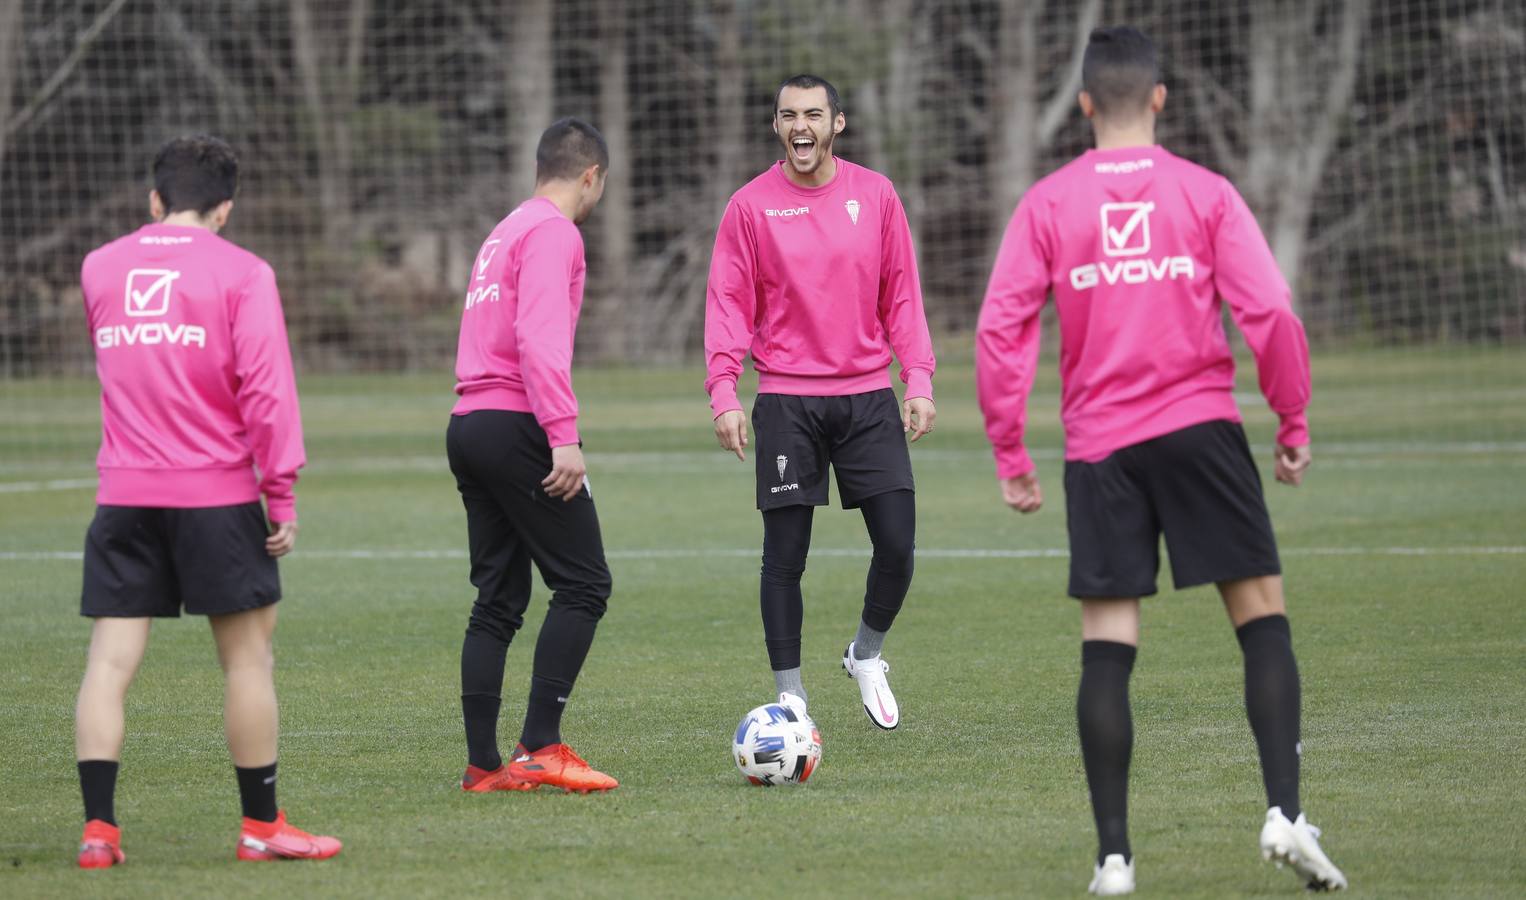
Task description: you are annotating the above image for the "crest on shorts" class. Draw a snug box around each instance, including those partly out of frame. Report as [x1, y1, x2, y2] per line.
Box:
[844, 199, 860, 225]
[777, 455, 788, 481]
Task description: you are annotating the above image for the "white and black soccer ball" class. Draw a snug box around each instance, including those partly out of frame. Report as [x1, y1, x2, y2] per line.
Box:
[733, 701, 822, 786]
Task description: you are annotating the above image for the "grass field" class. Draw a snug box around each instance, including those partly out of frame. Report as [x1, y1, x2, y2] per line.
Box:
[2, 351, 1524, 898]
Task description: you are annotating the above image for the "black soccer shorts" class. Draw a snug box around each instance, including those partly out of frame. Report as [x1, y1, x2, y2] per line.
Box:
[80, 502, 280, 617]
[751, 389, 915, 511]
[1063, 419, 1281, 598]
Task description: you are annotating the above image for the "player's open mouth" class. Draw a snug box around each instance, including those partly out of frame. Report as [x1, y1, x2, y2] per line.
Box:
[790, 137, 815, 161]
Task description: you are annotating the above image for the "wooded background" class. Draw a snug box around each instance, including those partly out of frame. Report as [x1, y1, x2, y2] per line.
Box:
[0, 0, 1521, 374]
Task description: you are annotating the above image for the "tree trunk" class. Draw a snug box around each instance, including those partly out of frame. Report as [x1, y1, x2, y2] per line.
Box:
[594, 1, 632, 359]
[289, 0, 367, 249]
[0, 0, 22, 229]
[505, 0, 553, 199]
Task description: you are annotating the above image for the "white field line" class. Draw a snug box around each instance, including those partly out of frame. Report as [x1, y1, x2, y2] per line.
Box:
[3, 440, 1525, 491]
[2, 546, 1523, 563]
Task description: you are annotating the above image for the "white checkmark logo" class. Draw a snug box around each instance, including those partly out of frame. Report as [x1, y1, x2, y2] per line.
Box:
[124, 269, 180, 317]
[1100, 202, 1153, 257]
[475, 240, 501, 281]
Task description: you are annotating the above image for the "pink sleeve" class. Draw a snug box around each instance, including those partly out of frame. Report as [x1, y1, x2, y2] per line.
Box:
[1212, 181, 1311, 446]
[515, 222, 581, 447]
[703, 199, 755, 418]
[230, 262, 305, 522]
[878, 187, 936, 401]
[976, 197, 1050, 479]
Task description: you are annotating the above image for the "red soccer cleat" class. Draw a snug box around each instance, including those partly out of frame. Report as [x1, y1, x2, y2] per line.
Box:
[505, 742, 618, 794]
[78, 819, 124, 869]
[461, 763, 524, 792]
[235, 810, 342, 861]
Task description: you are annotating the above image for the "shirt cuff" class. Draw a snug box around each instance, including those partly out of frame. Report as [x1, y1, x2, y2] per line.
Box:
[265, 496, 296, 523]
[902, 369, 934, 403]
[994, 445, 1034, 480]
[1276, 412, 1309, 448]
[709, 379, 742, 419]
[541, 416, 580, 448]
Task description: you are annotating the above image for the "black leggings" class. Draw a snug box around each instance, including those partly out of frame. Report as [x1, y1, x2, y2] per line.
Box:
[759, 489, 916, 670]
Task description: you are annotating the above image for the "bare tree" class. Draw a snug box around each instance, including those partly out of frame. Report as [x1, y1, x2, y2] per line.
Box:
[592, 1, 633, 358]
[289, 0, 369, 248]
[1191, 0, 1373, 302]
[0, 0, 22, 227]
[505, 0, 553, 200]
[989, 0, 1100, 234]
[846, 0, 931, 245]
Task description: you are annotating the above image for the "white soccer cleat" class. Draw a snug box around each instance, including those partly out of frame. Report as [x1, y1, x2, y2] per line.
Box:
[1088, 853, 1135, 895]
[842, 642, 899, 729]
[777, 691, 811, 724]
[1259, 807, 1347, 891]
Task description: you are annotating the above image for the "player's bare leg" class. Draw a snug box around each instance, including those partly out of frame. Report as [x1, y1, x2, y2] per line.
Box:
[1218, 576, 1345, 890]
[210, 605, 340, 861]
[75, 617, 151, 868]
[1079, 598, 1139, 895]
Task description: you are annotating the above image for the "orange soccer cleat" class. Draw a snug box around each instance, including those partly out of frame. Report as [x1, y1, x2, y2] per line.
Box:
[235, 811, 342, 861]
[505, 742, 618, 794]
[78, 819, 124, 869]
[461, 763, 524, 792]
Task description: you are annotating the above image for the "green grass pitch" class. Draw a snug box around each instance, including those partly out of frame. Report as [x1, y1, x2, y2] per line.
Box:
[1, 351, 1523, 897]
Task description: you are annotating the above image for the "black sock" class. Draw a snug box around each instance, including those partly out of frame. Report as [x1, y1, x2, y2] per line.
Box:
[462, 631, 509, 770]
[235, 762, 278, 823]
[77, 760, 119, 825]
[1237, 614, 1301, 818]
[518, 675, 570, 753]
[1078, 640, 1136, 865]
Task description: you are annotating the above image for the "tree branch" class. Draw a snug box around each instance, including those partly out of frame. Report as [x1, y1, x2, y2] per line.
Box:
[2, 0, 131, 141]
[1037, 0, 1101, 145]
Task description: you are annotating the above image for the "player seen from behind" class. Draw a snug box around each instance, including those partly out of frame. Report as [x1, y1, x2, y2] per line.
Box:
[975, 27, 1347, 895]
[448, 117, 618, 794]
[74, 135, 339, 867]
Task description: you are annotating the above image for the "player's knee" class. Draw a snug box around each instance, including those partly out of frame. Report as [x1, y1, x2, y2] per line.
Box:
[760, 556, 807, 585]
[871, 532, 915, 578]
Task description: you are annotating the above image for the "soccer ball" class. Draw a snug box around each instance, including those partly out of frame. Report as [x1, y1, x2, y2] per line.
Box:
[732, 700, 822, 786]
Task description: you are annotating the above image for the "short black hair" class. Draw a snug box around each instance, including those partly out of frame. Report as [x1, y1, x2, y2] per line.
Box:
[775, 74, 842, 118]
[153, 134, 239, 215]
[535, 117, 609, 184]
[1081, 27, 1162, 117]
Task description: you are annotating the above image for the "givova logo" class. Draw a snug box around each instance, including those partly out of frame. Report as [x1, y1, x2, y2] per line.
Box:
[1069, 200, 1196, 291]
[764, 207, 810, 218]
[97, 268, 206, 349]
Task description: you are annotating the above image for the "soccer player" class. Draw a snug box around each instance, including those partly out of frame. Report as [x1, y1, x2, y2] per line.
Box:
[448, 117, 617, 794]
[705, 74, 937, 729]
[975, 28, 1346, 895]
[74, 135, 339, 867]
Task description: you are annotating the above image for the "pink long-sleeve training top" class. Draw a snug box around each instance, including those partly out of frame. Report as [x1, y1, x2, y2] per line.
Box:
[453, 197, 586, 447]
[976, 145, 1311, 479]
[82, 223, 305, 521]
[704, 159, 936, 418]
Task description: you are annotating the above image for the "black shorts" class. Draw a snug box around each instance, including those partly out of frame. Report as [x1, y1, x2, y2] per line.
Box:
[81, 502, 280, 617]
[752, 389, 915, 511]
[1064, 419, 1280, 598]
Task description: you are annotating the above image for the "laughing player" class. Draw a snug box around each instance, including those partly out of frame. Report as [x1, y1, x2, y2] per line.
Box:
[705, 74, 937, 729]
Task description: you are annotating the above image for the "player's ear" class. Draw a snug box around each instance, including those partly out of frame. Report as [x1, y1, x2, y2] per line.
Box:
[211, 199, 233, 231]
[1078, 91, 1096, 119]
[1150, 83, 1167, 114]
[833, 112, 845, 135]
[149, 190, 165, 221]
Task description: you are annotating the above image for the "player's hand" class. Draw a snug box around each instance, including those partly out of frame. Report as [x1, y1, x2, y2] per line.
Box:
[543, 444, 588, 501]
[1274, 443, 1311, 486]
[266, 520, 298, 558]
[715, 409, 748, 461]
[903, 396, 936, 442]
[1001, 472, 1043, 513]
